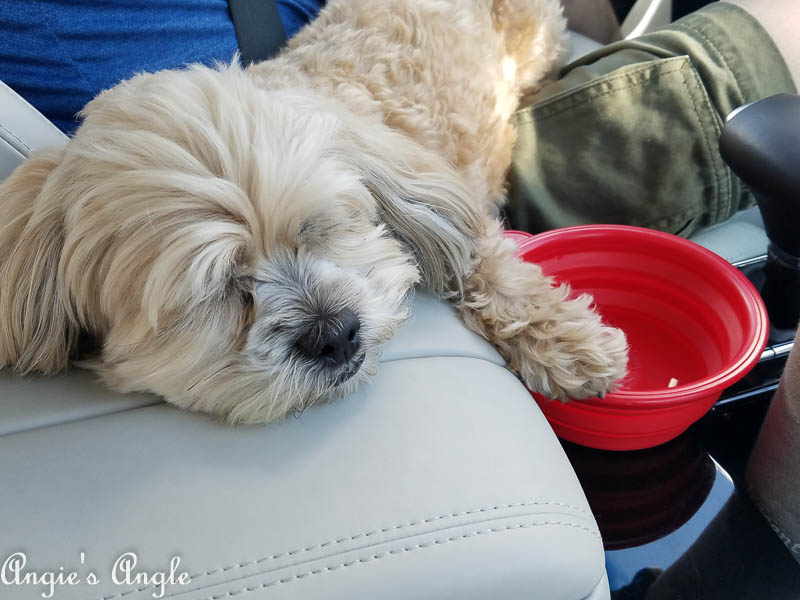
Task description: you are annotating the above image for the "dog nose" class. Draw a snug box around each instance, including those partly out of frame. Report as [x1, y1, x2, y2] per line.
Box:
[296, 309, 361, 365]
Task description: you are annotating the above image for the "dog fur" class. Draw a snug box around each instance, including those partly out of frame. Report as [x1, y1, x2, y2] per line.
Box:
[0, 0, 628, 423]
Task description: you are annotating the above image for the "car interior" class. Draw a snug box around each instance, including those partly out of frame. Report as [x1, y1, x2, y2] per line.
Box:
[1, 1, 798, 599]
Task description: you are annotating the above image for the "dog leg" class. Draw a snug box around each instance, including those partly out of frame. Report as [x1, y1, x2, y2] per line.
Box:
[454, 219, 628, 400]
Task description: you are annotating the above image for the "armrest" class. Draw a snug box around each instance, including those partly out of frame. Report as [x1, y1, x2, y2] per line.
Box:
[0, 81, 67, 180]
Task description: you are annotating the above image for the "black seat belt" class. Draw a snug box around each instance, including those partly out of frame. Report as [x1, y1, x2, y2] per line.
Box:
[227, 0, 287, 65]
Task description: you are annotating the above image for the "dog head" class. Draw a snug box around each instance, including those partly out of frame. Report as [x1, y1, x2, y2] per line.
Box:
[0, 63, 479, 423]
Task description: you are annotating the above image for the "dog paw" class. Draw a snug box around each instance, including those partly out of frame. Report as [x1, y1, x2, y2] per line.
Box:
[514, 295, 629, 401]
[546, 323, 628, 401]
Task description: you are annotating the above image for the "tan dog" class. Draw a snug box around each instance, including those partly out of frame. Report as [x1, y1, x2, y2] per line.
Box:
[0, 0, 627, 423]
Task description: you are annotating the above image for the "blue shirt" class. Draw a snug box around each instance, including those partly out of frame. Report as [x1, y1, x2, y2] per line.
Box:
[0, 0, 324, 134]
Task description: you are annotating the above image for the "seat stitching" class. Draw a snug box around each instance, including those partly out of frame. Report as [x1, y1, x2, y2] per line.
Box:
[379, 351, 503, 367]
[95, 502, 593, 599]
[0, 83, 68, 149]
[0, 121, 33, 153]
[201, 520, 600, 600]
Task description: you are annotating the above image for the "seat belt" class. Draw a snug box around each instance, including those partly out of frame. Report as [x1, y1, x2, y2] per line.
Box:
[227, 0, 287, 65]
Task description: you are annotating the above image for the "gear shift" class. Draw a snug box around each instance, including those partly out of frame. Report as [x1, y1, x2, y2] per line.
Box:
[719, 93, 800, 330]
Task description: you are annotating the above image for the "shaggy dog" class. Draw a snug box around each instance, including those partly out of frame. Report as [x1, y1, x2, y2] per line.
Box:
[0, 0, 628, 423]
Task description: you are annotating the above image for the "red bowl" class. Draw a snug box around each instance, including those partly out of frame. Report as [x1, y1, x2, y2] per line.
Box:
[507, 225, 769, 451]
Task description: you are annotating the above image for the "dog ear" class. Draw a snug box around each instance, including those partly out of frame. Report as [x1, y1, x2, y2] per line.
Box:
[342, 122, 487, 297]
[0, 149, 77, 374]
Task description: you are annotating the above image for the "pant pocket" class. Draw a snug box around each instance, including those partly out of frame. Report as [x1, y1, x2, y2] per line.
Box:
[507, 56, 736, 236]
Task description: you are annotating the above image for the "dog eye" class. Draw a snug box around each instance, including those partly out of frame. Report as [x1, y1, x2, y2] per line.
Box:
[239, 287, 255, 308]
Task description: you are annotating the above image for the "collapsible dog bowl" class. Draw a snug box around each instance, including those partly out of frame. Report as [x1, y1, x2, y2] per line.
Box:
[507, 225, 769, 451]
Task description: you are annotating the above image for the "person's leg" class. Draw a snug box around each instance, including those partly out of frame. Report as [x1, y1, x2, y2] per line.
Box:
[506, 1, 797, 236]
[746, 342, 800, 564]
[726, 0, 800, 85]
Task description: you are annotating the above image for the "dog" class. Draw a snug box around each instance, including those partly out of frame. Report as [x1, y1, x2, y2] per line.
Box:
[0, 0, 628, 424]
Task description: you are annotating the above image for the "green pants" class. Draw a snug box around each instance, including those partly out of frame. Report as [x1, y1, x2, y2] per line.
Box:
[507, 2, 797, 237]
